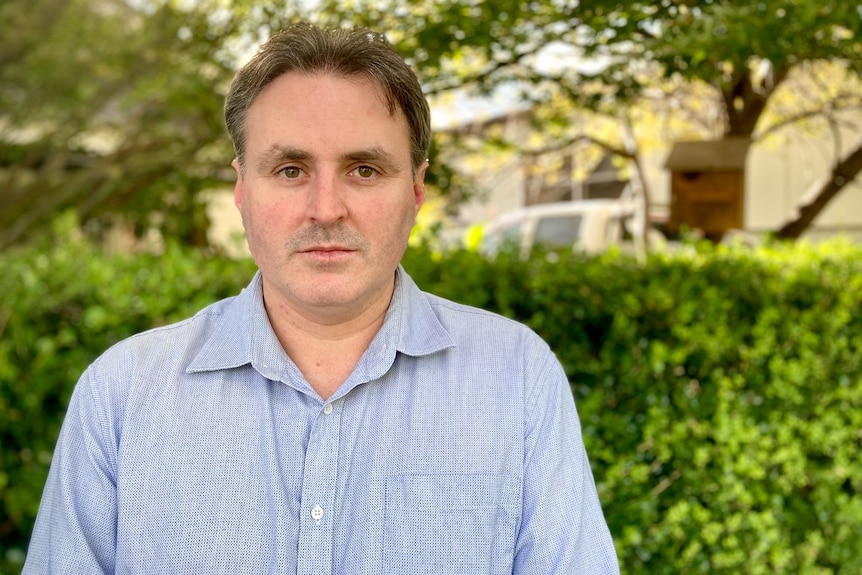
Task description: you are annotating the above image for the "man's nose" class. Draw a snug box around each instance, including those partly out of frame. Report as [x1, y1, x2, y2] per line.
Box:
[307, 171, 348, 224]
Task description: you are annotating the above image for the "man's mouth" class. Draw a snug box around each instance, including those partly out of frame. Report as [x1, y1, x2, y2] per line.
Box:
[300, 245, 354, 253]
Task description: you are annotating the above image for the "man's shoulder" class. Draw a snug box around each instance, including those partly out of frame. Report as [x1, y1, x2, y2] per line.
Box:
[410, 290, 563, 398]
[423, 291, 515, 324]
[421, 290, 547, 348]
[93, 294, 240, 371]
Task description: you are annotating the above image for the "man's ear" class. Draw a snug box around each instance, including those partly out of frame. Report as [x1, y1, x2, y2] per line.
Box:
[231, 159, 244, 210]
[412, 160, 429, 218]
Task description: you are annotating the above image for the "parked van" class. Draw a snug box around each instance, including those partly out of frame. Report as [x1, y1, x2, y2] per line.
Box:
[480, 199, 665, 256]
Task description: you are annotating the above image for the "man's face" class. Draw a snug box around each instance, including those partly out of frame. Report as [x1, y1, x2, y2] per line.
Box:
[233, 72, 426, 324]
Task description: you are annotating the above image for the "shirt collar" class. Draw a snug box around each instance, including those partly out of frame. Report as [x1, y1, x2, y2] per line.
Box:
[390, 265, 455, 357]
[186, 271, 286, 380]
[187, 266, 454, 378]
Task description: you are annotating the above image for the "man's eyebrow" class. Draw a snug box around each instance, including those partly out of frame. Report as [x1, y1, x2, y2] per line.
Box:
[342, 147, 402, 169]
[256, 146, 312, 172]
[254, 145, 404, 173]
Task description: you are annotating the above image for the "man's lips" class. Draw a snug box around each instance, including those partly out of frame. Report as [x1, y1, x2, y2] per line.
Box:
[296, 245, 358, 264]
[299, 245, 355, 253]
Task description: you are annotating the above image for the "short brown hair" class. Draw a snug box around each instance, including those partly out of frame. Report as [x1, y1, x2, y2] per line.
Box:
[225, 22, 431, 174]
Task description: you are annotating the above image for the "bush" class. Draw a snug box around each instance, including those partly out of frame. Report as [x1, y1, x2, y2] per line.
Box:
[2, 234, 861, 573]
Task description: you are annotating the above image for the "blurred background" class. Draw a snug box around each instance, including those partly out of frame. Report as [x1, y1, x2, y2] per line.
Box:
[4, 0, 862, 254]
[2, 1, 862, 573]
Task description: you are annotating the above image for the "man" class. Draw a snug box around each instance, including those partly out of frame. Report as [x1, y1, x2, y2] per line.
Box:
[24, 22, 619, 574]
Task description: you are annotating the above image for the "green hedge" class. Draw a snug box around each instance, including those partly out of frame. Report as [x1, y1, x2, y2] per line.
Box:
[2, 233, 861, 573]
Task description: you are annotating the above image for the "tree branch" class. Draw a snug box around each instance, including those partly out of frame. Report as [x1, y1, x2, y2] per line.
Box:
[522, 133, 631, 160]
[773, 141, 862, 239]
[754, 103, 862, 142]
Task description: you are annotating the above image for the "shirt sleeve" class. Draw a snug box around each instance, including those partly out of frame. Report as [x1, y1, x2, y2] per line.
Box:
[512, 341, 620, 574]
[23, 365, 118, 574]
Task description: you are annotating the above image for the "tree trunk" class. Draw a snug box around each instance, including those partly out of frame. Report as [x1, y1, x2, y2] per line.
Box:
[723, 67, 788, 137]
[773, 143, 862, 240]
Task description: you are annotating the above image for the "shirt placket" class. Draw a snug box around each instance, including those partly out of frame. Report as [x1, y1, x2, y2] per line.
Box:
[297, 399, 342, 575]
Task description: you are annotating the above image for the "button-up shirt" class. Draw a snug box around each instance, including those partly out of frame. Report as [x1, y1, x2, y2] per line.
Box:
[24, 268, 619, 574]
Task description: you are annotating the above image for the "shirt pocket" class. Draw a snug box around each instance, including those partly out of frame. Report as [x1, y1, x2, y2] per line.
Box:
[383, 473, 519, 575]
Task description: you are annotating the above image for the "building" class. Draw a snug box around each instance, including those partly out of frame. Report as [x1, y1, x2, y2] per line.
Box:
[441, 110, 862, 245]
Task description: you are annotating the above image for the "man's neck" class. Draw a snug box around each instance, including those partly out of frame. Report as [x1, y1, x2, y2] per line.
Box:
[261, 282, 394, 401]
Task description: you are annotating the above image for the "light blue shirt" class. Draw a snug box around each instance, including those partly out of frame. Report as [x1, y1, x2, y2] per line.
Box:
[24, 268, 618, 574]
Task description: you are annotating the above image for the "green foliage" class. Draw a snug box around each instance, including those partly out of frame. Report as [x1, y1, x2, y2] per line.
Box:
[2, 233, 862, 573]
[0, 0, 315, 249]
[318, 0, 862, 114]
[573, 1, 862, 86]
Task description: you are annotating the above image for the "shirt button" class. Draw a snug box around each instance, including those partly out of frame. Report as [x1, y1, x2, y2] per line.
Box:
[311, 505, 324, 521]
[323, 403, 333, 415]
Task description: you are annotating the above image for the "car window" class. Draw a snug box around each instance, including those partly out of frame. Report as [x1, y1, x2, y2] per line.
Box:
[483, 221, 523, 253]
[534, 214, 583, 247]
[499, 222, 522, 243]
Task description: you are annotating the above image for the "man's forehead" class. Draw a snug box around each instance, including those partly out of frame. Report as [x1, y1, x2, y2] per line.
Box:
[254, 70, 399, 114]
[244, 72, 408, 134]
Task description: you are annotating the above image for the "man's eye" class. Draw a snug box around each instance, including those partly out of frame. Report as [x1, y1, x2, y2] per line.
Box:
[356, 166, 377, 178]
[279, 167, 302, 179]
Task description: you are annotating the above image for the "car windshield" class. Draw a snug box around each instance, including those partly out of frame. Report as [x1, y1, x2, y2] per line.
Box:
[534, 214, 583, 247]
[482, 221, 523, 253]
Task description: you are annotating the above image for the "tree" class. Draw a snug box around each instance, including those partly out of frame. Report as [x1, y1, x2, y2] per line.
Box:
[0, 0, 473, 250]
[317, 0, 862, 239]
[0, 0, 236, 248]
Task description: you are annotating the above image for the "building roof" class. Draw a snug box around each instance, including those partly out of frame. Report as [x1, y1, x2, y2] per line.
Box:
[664, 137, 751, 171]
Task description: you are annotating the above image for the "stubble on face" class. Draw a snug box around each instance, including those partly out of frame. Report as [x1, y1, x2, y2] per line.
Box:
[283, 222, 370, 261]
